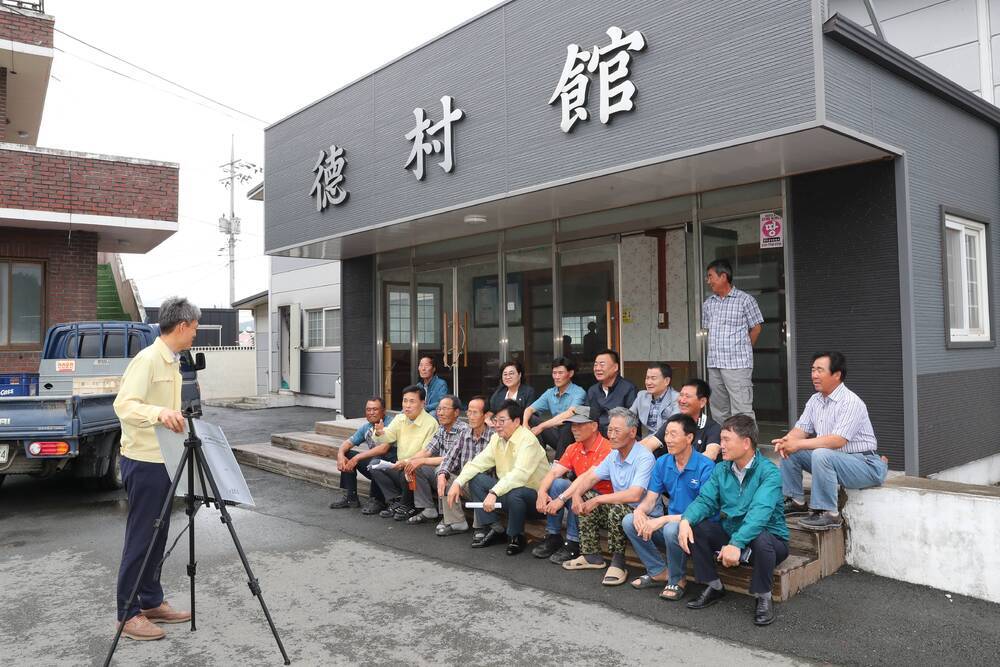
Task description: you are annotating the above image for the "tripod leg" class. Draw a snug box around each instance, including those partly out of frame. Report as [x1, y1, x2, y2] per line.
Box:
[104, 448, 191, 667]
[192, 445, 292, 665]
[186, 438, 197, 632]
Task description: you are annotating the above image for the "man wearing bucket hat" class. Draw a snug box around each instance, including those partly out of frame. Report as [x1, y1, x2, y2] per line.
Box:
[532, 405, 613, 563]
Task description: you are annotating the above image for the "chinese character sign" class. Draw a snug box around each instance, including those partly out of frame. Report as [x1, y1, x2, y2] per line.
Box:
[405, 95, 465, 181]
[549, 26, 646, 133]
[309, 145, 349, 211]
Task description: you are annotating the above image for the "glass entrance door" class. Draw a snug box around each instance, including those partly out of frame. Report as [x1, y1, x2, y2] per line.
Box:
[416, 265, 456, 398]
[505, 245, 553, 393]
[700, 212, 788, 425]
[455, 254, 501, 407]
[558, 240, 618, 390]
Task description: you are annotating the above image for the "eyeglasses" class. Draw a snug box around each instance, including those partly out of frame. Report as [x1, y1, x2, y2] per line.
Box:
[493, 418, 511, 426]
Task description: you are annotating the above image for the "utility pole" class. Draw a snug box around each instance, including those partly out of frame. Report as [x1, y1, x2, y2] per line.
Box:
[218, 136, 260, 306]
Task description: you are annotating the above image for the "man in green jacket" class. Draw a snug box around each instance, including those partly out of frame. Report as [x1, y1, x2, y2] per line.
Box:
[678, 414, 788, 626]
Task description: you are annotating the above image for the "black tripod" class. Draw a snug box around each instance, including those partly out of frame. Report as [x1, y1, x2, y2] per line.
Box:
[103, 415, 291, 666]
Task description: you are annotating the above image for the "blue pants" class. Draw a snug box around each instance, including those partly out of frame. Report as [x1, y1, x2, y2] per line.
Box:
[545, 477, 582, 542]
[467, 472, 542, 537]
[116, 456, 172, 621]
[622, 514, 688, 585]
[781, 448, 887, 511]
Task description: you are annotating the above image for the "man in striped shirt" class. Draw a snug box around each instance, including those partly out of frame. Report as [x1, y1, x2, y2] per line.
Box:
[772, 351, 888, 531]
[702, 258, 764, 422]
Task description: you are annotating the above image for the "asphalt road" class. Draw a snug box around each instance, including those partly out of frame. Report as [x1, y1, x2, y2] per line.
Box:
[1, 406, 998, 666]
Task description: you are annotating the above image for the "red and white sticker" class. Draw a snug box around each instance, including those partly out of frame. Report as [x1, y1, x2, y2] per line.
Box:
[56, 360, 76, 373]
[760, 212, 783, 249]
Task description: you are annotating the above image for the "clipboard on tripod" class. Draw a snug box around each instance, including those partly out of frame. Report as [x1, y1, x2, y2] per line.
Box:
[156, 419, 254, 506]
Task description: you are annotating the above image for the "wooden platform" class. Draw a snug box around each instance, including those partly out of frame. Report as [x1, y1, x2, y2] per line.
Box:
[235, 428, 845, 602]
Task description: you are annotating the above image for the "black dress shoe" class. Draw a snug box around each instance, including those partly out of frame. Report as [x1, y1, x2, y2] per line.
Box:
[506, 534, 527, 556]
[686, 585, 726, 609]
[329, 494, 360, 509]
[471, 527, 506, 548]
[754, 596, 775, 625]
[531, 533, 563, 559]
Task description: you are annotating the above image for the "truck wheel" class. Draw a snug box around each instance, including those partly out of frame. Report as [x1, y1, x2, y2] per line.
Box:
[98, 447, 124, 490]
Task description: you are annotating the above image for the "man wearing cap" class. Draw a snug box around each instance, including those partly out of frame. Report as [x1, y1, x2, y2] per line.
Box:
[532, 406, 613, 563]
[556, 407, 657, 586]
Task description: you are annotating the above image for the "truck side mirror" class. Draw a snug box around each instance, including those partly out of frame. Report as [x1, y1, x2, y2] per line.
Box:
[194, 352, 206, 371]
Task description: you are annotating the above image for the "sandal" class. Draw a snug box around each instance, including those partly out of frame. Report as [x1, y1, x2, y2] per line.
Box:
[602, 566, 628, 586]
[630, 574, 665, 589]
[659, 583, 687, 600]
[561, 555, 607, 570]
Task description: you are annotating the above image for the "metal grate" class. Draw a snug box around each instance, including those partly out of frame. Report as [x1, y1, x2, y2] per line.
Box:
[0, 0, 44, 12]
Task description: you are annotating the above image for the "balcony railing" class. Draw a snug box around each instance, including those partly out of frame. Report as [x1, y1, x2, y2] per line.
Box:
[0, 0, 44, 13]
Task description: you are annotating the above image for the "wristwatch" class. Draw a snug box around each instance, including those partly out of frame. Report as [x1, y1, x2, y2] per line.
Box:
[556, 493, 567, 503]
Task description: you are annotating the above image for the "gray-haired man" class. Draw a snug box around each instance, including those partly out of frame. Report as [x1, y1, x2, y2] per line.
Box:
[113, 297, 199, 640]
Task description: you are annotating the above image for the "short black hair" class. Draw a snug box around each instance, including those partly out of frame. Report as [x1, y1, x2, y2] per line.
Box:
[418, 354, 437, 371]
[495, 399, 524, 423]
[596, 348, 620, 365]
[439, 394, 462, 410]
[707, 258, 733, 283]
[722, 414, 758, 449]
[365, 396, 386, 409]
[551, 356, 576, 373]
[812, 351, 847, 381]
[647, 362, 673, 380]
[467, 395, 488, 411]
[666, 413, 697, 439]
[682, 378, 711, 400]
[401, 384, 426, 401]
[500, 360, 524, 378]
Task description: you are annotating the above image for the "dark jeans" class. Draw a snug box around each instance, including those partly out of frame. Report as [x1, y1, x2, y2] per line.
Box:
[116, 456, 172, 621]
[340, 449, 397, 502]
[528, 414, 574, 459]
[689, 521, 789, 595]
[467, 472, 543, 537]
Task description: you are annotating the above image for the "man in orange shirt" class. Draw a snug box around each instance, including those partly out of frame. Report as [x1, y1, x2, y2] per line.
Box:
[532, 406, 612, 563]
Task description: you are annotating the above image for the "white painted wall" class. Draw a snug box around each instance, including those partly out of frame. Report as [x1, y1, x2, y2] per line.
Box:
[844, 481, 1000, 603]
[192, 347, 257, 399]
[930, 451, 1000, 486]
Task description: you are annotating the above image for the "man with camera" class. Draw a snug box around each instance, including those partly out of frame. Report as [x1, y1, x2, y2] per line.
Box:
[112, 297, 200, 641]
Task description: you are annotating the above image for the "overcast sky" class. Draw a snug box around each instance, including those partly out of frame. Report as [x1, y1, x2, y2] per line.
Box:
[38, 0, 499, 309]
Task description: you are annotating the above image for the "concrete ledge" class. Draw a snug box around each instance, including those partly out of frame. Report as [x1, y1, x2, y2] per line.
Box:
[844, 476, 1000, 604]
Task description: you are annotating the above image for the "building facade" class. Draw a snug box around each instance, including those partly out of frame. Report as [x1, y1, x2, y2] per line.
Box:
[0, 2, 178, 374]
[263, 1, 1000, 479]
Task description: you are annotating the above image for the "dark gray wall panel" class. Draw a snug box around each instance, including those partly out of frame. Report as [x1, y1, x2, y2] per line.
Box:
[917, 367, 1000, 475]
[789, 161, 905, 468]
[300, 350, 341, 397]
[265, 0, 817, 254]
[341, 256, 376, 417]
[824, 40, 1000, 376]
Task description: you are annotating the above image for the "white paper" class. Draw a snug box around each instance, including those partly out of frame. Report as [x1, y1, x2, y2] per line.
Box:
[156, 419, 255, 506]
[465, 502, 502, 509]
[369, 459, 396, 471]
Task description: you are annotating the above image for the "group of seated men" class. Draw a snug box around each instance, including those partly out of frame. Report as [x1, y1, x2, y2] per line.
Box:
[328, 349, 886, 626]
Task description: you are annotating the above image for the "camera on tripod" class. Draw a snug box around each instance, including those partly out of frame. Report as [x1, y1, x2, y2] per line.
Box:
[179, 350, 207, 419]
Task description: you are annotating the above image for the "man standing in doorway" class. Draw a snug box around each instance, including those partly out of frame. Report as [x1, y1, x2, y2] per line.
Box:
[417, 354, 448, 414]
[702, 259, 764, 422]
[112, 297, 198, 640]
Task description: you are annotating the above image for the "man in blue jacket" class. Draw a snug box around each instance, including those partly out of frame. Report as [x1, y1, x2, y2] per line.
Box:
[678, 414, 788, 626]
[417, 355, 448, 414]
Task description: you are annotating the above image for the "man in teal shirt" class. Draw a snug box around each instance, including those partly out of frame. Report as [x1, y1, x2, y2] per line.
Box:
[678, 414, 788, 626]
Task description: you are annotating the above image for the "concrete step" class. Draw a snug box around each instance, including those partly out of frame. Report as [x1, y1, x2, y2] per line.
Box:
[315, 420, 363, 439]
[233, 443, 370, 495]
[271, 431, 342, 458]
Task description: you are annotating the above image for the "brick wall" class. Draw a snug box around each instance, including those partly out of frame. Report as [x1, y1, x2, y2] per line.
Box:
[0, 228, 97, 373]
[0, 7, 54, 48]
[0, 148, 179, 221]
[0, 66, 6, 142]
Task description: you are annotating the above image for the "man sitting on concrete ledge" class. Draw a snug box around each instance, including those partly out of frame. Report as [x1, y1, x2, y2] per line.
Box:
[368, 385, 438, 522]
[558, 407, 657, 586]
[329, 396, 396, 513]
[624, 413, 715, 600]
[402, 394, 466, 525]
[433, 395, 494, 536]
[532, 405, 612, 563]
[524, 356, 586, 459]
[772, 351, 888, 532]
[640, 378, 721, 461]
[679, 415, 788, 626]
[448, 400, 549, 555]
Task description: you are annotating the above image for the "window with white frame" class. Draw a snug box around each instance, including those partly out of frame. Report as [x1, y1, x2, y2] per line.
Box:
[306, 307, 342, 349]
[386, 285, 439, 346]
[944, 214, 992, 344]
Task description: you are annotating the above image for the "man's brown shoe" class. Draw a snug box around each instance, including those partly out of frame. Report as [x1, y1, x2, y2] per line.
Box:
[119, 614, 165, 641]
[140, 601, 192, 624]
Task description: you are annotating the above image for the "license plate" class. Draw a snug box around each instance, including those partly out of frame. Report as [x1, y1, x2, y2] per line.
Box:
[0, 444, 9, 465]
